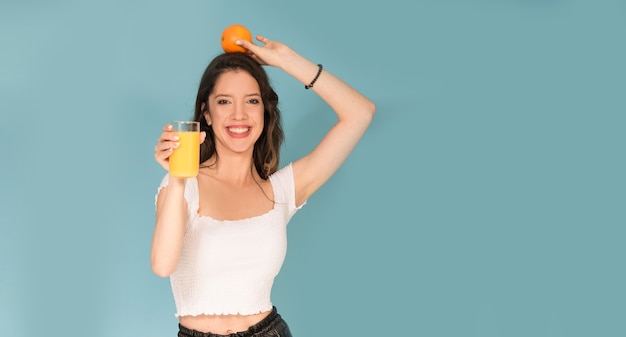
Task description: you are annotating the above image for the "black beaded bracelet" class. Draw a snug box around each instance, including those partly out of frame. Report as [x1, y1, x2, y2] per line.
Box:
[305, 64, 323, 90]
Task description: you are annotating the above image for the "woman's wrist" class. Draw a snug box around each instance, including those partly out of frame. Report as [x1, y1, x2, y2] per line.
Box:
[167, 175, 187, 188]
[280, 54, 323, 88]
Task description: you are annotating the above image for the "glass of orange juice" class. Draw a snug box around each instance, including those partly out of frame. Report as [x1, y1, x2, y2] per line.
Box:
[169, 121, 200, 178]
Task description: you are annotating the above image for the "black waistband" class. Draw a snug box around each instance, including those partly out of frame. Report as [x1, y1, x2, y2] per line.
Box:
[178, 307, 284, 337]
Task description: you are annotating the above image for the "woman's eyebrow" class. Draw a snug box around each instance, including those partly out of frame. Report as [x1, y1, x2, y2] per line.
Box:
[213, 93, 260, 98]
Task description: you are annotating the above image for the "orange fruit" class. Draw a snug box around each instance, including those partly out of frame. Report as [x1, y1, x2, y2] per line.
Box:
[220, 24, 252, 53]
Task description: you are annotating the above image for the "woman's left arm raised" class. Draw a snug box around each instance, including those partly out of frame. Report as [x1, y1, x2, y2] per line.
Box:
[239, 36, 376, 206]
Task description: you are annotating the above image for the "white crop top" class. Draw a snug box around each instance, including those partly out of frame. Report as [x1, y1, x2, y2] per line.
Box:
[156, 163, 304, 317]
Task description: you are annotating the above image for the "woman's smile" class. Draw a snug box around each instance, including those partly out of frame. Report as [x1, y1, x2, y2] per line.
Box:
[226, 125, 252, 137]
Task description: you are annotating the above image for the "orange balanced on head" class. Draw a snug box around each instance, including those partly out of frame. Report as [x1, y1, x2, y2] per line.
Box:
[220, 24, 252, 53]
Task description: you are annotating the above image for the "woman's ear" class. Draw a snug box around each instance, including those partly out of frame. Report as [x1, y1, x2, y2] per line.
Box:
[201, 103, 211, 125]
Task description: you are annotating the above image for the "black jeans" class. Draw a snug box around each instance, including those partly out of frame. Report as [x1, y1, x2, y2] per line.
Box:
[178, 307, 292, 337]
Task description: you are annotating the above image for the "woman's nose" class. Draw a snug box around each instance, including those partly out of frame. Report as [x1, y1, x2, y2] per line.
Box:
[232, 103, 248, 120]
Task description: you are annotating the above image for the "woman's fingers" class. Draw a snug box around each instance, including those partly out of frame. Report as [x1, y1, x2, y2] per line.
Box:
[236, 37, 272, 65]
[154, 124, 180, 169]
[256, 35, 270, 44]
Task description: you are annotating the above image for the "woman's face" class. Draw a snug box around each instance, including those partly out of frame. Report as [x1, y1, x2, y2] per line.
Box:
[204, 70, 264, 156]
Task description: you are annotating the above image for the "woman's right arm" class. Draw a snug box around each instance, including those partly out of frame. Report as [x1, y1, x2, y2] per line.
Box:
[150, 124, 189, 277]
[151, 178, 188, 277]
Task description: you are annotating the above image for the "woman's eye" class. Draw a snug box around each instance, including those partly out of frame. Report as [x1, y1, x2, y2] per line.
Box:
[248, 98, 260, 104]
[217, 99, 229, 105]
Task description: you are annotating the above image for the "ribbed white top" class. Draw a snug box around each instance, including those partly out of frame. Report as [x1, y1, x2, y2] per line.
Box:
[156, 164, 304, 317]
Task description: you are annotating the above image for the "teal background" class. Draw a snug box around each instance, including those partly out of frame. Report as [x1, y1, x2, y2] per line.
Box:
[1, 0, 625, 336]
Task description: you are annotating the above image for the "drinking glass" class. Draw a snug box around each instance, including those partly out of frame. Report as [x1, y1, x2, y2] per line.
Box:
[169, 121, 200, 178]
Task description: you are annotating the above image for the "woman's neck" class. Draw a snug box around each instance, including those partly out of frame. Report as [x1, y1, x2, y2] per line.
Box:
[200, 155, 259, 186]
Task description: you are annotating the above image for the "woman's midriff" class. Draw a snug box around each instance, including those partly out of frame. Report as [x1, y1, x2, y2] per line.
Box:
[179, 310, 272, 334]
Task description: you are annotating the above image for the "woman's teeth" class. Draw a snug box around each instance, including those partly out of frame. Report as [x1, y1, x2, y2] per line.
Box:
[228, 127, 249, 134]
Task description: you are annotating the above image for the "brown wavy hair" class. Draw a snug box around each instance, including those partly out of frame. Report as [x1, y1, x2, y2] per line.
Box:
[193, 52, 283, 180]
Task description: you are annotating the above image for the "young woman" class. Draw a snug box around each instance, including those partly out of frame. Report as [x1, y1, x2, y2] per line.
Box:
[152, 34, 376, 336]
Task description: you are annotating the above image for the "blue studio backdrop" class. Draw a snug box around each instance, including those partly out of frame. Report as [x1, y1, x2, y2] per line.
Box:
[1, 1, 625, 336]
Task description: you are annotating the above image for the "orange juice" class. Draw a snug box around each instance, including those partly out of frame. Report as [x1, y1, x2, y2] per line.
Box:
[169, 131, 200, 178]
